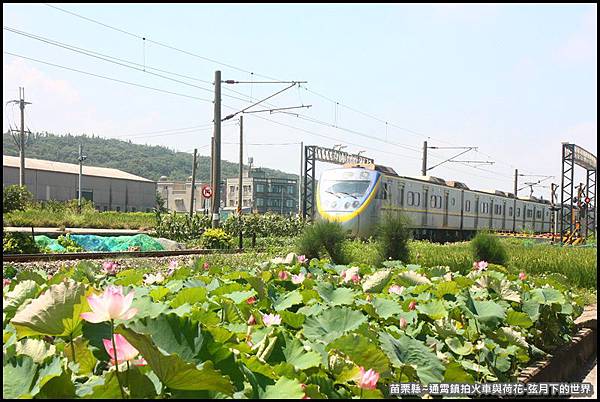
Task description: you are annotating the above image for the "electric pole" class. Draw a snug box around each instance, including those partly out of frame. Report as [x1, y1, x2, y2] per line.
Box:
[7, 87, 32, 186]
[513, 169, 518, 232]
[211, 70, 222, 228]
[189, 148, 197, 217]
[299, 141, 303, 216]
[238, 115, 243, 250]
[422, 141, 428, 176]
[77, 143, 87, 212]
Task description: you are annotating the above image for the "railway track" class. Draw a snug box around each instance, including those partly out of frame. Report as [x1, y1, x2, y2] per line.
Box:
[3, 248, 240, 263]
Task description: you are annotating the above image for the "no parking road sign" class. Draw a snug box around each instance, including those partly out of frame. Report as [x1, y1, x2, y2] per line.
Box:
[202, 185, 213, 198]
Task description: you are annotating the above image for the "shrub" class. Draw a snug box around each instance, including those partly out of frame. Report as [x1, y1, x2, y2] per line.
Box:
[296, 219, 348, 264]
[200, 228, 233, 250]
[3, 185, 33, 213]
[57, 234, 84, 252]
[2, 231, 40, 254]
[155, 211, 210, 242]
[471, 231, 508, 266]
[375, 213, 411, 263]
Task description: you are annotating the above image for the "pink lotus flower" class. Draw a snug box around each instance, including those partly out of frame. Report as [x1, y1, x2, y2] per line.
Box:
[103, 333, 146, 366]
[262, 313, 282, 326]
[351, 274, 361, 284]
[341, 267, 360, 284]
[167, 260, 179, 276]
[388, 285, 404, 295]
[203, 262, 210, 270]
[297, 255, 307, 264]
[247, 315, 256, 325]
[278, 271, 289, 280]
[358, 367, 380, 389]
[101, 261, 118, 276]
[143, 272, 165, 285]
[291, 273, 306, 284]
[472, 261, 488, 272]
[399, 317, 408, 329]
[246, 296, 257, 305]
[80, 286, 138, 323]
[519, 272, 527, 280]
[408, 301, 417, 311]
[3, 278, 11, 287]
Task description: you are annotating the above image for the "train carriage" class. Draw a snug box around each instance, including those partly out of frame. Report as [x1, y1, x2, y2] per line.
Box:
[316, 163, 574, 240]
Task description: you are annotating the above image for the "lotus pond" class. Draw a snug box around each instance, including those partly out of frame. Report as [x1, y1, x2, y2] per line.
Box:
[2, 255, 585, 399]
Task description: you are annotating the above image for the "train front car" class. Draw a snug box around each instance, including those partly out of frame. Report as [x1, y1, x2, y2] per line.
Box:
[316, 167, 381, 237]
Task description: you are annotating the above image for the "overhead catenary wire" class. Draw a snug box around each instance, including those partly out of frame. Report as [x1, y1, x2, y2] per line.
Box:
[42, 2, 519, 171]
[25, 6, 519, 186]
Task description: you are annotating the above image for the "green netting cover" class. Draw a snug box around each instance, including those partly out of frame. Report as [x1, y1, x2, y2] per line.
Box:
[34, 234, 165, 252]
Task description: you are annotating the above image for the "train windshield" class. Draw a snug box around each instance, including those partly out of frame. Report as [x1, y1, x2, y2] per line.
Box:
[323, 180, 371, 198]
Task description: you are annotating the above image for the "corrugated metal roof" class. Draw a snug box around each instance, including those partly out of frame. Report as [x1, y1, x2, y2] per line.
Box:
[3, 155, 154, 182]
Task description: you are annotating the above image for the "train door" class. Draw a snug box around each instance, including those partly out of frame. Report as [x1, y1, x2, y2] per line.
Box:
[489, 198, 494, 229]
[422, 186, 429, 227]
[459, 190, 465, 230]
[474, 195, 479, 229]
[502, 200, 507, 230]
[443, 191, 449, 227]
[532, 205, 536, 232]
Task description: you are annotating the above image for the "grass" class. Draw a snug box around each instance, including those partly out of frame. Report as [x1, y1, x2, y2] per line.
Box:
[3, 209, 156, 230]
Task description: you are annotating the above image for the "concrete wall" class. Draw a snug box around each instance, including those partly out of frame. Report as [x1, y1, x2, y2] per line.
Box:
[3, 166, 156, 212]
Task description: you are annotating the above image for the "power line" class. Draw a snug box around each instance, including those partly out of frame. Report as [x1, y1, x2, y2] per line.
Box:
[36, 5, 516, 173]
[4, 51, 214, 102]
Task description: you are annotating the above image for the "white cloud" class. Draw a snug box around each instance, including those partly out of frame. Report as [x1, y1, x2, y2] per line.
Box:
[429, 4, 500, 22]
[555, 7, 597, 65]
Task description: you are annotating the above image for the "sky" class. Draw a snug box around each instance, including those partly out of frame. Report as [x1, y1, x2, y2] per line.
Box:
[3, 3, 597, 200]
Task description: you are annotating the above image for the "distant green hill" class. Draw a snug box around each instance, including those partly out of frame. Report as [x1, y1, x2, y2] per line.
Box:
[3, 132, 298, 182]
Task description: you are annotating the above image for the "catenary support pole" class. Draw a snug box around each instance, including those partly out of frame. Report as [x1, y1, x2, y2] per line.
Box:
[212, 70, 222, 227]
[238, 116, 243, 250]
[189, 148, 197, 217]
[421, 141, 427, 176]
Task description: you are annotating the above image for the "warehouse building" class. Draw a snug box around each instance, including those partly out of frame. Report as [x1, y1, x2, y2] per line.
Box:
[3, 155, 156, 212]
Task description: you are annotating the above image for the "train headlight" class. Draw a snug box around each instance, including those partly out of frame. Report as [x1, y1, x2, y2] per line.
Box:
[344, 202, 351, 209]
[331, 201, 337, 208]
[360, 171, 369, 179]
[352, 201, 360, 208]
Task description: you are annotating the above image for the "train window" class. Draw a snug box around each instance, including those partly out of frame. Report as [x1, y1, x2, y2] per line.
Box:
[415, 193, 421, 207]
[407, 191, 414, 206]
[451, 197, 455, 206]
[438, 196, 443, 209]
[509, 207, 513, 217]
[399, 187, 404, 206]
[516, 207, 520, 217]
[430, 195, 436, 208]
[527, 209, 532, 218]
[536, 210, 541, 219]
[465, 200, 471, 212]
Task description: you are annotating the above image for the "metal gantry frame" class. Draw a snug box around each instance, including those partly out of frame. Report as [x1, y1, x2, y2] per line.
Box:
[560, 143, 597, 243]
[302, 145, 374, 221]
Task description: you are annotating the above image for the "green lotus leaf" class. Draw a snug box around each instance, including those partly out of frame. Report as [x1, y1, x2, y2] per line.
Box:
[327, 333, 390, 373]
[64, 337, 97, 374]
[16, 338, 56, 364]
[260, 376, 305, 399]
[379, 332, 444, 384]
[462, 293, 506, 331]
[3, 280, 39, 321]
[222, 289, 257, 304]
[362, 270, 393, 293]
[3, 355, 37, 398]
[372, 297, 402, 320]
[149, 286, 170, 302]
[316, 282, 358, 306]
[416, 300, 448, 320]
[433, 281, 459, 298]
[130, 295, 169, 319]
[170, 287, 207, 308]
[117, 325, 233, 394]
[272, 289, 303, 311]
[444, 337, 474, 356]
[11, 280, 88, 339]
[279, 310, 306, 328]
[281, 333, 322, 370]
[444, 361, 474, 383]
[397, 271, 431, 287]
[530, 288, 565, 305]
[505, 310, 534, 329]
[114, 269, 144, 286]
[303, 307, 367, 343]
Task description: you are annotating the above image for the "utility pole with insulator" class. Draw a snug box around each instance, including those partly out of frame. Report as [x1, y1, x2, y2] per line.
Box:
[238, 115, 243, 250]
[513, 169, 518, 232]
[422, 141, 428, 176]
[189, 148, 197, 217]
[298, 141, 303, 216]
[211, 70, 222, 227]
[78, 143, 87, 212]
[7, 87, 32, 186]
